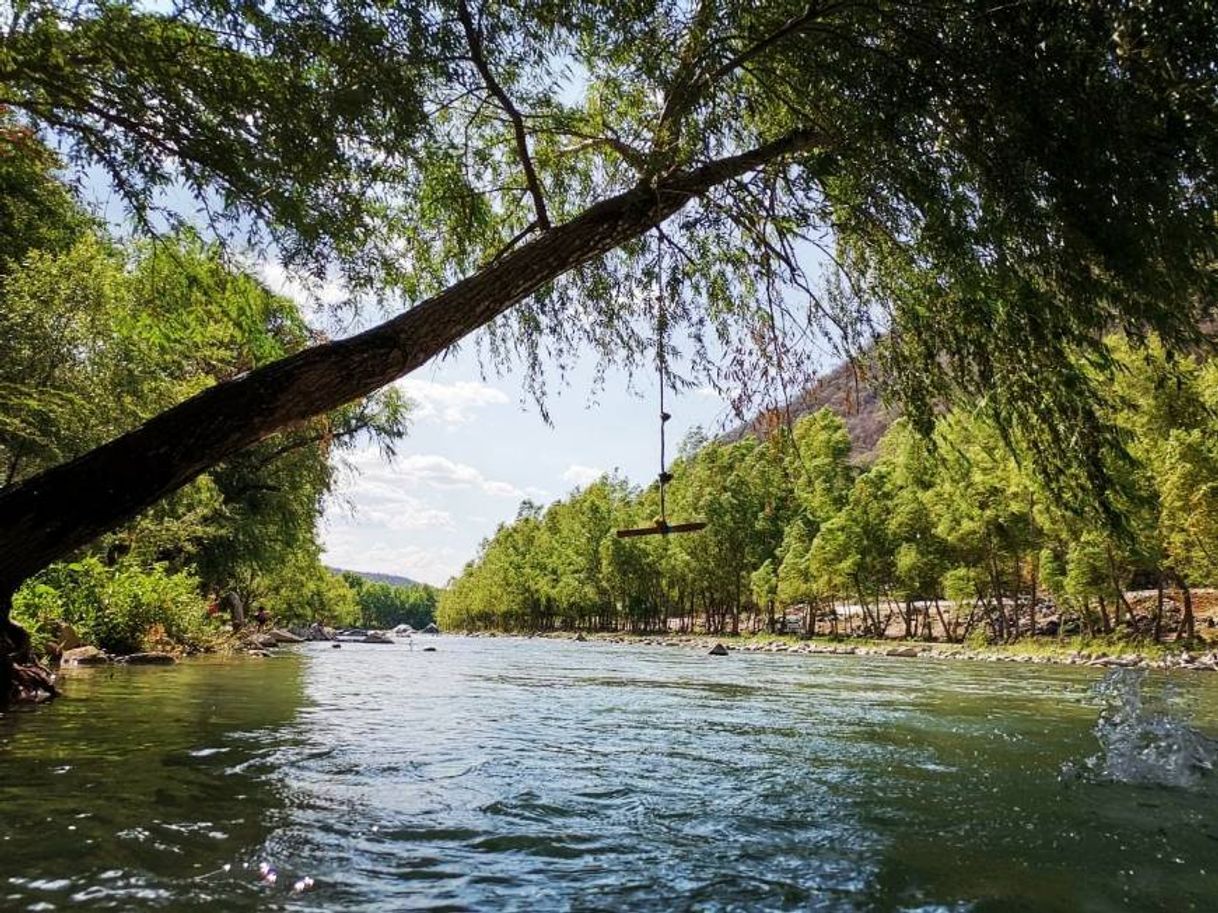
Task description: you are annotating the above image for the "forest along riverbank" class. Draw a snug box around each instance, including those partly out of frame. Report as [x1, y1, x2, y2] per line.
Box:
[465, 630, 1218, 672]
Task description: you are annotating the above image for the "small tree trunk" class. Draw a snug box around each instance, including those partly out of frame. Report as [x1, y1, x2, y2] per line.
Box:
[1096, 594, 1112, 635]
[1029, 551, 1039, 639]
[933, 597, 952, 643]
[1177, 576, 1196, 641]
[1153, 574, 1165, 642]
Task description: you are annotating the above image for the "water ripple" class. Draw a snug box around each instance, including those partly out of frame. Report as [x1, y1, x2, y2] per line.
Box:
[4, 639, 1218, 910]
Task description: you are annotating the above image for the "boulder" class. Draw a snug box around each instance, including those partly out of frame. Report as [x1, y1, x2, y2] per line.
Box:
[708, 643, 729, 656]
[304, 623, 334, 641]
[886, 646, 920, 658]
[361, 632, 394, 644]
[61, 646, 109, 667]
[422, 646, 437, 652]
[246, 633, 279, 649]
[331, 643, 342, 649]
[574, 633, 587, 642]
[54, 623, 84, 652]
[267, 629, 304, 644]
[121, 652, 178, 665]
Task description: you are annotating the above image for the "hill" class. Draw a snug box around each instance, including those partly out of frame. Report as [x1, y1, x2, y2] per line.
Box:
[726, 355, 891, 462]
[329, 567, 427, 589]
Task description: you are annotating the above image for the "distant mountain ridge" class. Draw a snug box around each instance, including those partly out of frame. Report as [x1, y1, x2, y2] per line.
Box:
[328, 567, 427, 589]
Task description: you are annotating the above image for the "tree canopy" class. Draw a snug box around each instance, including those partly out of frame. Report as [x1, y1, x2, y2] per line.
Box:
[1, 0, 1216, 597]
[440, 339, 1218, 642]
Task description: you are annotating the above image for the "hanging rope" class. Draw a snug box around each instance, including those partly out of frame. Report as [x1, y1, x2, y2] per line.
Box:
[615, 232, 705, 539]
[657, 231, 673, 528]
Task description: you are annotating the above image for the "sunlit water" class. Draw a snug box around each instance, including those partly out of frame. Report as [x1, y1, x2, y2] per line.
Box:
[3, 638, 1218, 912]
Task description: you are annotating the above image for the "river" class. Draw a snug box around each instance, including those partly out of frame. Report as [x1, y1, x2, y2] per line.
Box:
[2, 637, 1217, 911]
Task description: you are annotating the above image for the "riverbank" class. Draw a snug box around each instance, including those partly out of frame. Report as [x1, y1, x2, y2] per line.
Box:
[464, 630, 1218, 671]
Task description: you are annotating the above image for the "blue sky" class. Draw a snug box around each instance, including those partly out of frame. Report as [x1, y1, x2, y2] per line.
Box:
[323, 353, 730, 585]
[258, 265, 734, 585]
[81, 168, 738, 587]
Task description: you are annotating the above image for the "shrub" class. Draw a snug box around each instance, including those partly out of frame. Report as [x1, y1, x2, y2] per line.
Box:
[14, 557, 216, 655]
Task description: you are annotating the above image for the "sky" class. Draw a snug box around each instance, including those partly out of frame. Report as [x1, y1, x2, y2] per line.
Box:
[258, 267, 735, 586]
[79, 163, 739, 588]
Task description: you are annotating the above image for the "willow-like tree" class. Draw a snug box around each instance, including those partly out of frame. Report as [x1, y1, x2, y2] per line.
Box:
[2, 1, 1217, 691]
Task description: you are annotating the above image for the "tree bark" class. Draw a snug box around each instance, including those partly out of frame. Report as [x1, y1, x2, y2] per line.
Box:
[0, 130, 820, 609]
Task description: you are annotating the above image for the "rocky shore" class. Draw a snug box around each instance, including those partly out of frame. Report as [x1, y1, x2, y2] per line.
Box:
[465, 630, 1218, 672]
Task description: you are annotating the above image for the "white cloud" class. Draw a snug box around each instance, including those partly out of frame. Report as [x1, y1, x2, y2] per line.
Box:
[396, 454, 523, 497]
[345, 446, 524, 499]
[562, 464, 605, 487]
[395, 378, 509, 428]
[321, 525, 463, 586]
[258, 259, 347, 313]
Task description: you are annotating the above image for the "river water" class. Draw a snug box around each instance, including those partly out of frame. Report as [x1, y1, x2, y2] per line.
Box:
[3, 638, 1218, 912]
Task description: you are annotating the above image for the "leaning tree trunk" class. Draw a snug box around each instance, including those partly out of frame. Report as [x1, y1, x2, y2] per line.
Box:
[0, 132, 819, 661]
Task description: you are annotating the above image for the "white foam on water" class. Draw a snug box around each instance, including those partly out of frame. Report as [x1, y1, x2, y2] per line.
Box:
[1073, 668, 1217, 789]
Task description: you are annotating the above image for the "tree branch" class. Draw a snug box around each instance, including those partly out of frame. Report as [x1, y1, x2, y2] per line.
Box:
[0, 126, 826, 592]
[653, 1, 842, 168]
[455, 0, 550, 229]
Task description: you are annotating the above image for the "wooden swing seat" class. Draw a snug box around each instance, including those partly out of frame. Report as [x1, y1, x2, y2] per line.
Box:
[616, 520, 707, 538]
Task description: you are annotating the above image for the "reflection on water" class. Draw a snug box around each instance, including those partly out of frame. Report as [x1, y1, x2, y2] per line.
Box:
[0, 655, 305, 912]
[3, 639, 1218, 911]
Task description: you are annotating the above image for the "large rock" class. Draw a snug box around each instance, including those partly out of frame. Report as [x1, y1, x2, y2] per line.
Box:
[121, 652, 178, 665]
[246, 633, 279, 649]
[361, 632, 394, 644]
[61, 646, 109, 667]
[886, 646, 920, 658]
[303, 623, 334, 641]
[267, 629, 304, 644]
[708, 643, 729, 656]
[54, 623, 84, 652]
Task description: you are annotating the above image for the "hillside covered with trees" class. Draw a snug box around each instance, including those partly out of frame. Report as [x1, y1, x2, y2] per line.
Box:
[440, 338, 1218, 644]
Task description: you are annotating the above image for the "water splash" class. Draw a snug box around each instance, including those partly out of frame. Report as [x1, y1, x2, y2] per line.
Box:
[1070, 668, 1217, 789]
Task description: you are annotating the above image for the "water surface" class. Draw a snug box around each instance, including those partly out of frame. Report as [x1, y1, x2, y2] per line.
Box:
[3, 638, 1218, 911]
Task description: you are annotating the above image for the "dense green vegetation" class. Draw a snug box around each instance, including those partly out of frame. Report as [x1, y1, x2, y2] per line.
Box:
[3, 124, 407, 656]
[2, 0, 1217, 704]
[1, 0, 1215, 613]
[341, 572, 438, 631]
[440, 339, 1218, 643]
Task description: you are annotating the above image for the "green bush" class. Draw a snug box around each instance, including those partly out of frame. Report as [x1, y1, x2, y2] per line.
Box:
[15, 557, 216, 655]
[10, 583, 58, 656]
[258, 553, 362, 628]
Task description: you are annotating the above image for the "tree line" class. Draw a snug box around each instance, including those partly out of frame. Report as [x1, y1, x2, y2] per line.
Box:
[340, 573, 438, 631]
[2, 123, 409, 655]
[4, 0, 1216, 702]
[440, 338, 1218, 642]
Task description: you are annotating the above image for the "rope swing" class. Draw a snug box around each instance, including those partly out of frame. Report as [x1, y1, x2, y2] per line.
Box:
[616, 233, 707, 540]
